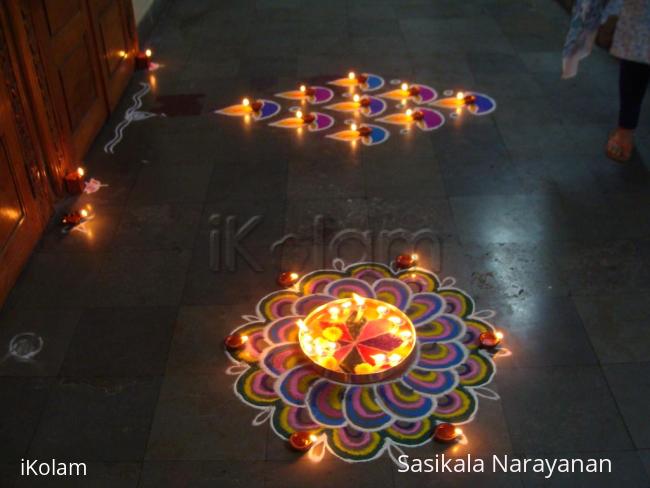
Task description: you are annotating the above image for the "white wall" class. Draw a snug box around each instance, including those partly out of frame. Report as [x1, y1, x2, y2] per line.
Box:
[132, 0, 155, 24]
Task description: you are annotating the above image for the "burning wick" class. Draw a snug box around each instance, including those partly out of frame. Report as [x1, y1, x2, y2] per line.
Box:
[405, 108, 413, 119]
[401, 82, 409, 92]
[350, 123, 358, 132]
[353, 94, 360, 103]
[224, 333, 248, 350]
[434, 423, 464, 443]
[371, 353, 386, 366]
[242, 98, 250, 107]
[277, 272, 300, 288]
[300, 84, 306, 92]
[328, 306, 341, 320]
[348, 71, 356, 80]
[479, 331, 504, 348]
[352, 293, 366, 322]
[145, 48, 152, 58]
[289, 432, 318, 452]
[456, 92, 465, 101]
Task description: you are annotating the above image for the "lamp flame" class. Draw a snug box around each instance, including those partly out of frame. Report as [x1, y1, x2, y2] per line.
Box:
[401, 82, 409, 91]
[348, 71, 356, 80]
[242, 98, 250, 107]
[145, 48, 152, 58]
[296, 110, 303, 119]
[456, 92, 464, 100]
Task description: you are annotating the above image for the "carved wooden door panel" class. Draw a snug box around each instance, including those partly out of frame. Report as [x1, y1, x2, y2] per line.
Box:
[87, 0, 136, 110]
[0, 24, 46, 306]
[28, 0, 109, 163]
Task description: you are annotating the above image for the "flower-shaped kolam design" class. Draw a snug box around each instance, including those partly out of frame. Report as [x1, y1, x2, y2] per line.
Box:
[225, 261, 500, 463]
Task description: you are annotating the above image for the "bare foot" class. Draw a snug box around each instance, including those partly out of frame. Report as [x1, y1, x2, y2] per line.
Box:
[606, 128, 634, 162]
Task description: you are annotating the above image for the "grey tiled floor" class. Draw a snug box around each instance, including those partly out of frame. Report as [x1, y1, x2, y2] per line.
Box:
[1, 0, 650, 486]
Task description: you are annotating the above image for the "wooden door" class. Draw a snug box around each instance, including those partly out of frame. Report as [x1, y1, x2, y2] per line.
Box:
[0, 24, 47, 306]
[28, 0, 109, 163]
[87, 0, 136, 111]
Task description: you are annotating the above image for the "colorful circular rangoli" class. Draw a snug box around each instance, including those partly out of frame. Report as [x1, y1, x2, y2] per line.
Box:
[225, 260, 501, 463]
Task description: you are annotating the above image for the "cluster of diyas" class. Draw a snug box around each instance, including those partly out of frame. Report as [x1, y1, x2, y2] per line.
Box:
[297, 295, 417, 384]
[215, 71, 497, 148]
[223, 259, 508, 463]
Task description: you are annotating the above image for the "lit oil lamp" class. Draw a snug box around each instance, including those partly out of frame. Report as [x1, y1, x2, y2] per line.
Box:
[434, 423, 464, 443]
[242, 97, 264, 113]
[61, 208, 89, 227]
[400, 82, 420, 97]
[479, 330, 504, 349]
[348, 71, 368, 84]
[456, 91, 477, 105]
[277, 271, 300, 288]
[289, 431, 318, 452]
[299, 84, 316, 97]
[350, 122, 372, 138]
[404, 108, 424, 122]
[135, 48, 153, 70]
[64, 167, 86, 194]
[352, 93, 371, 108]
[224, 332, 248, 350]
[395, 253, 418, 269]
[295, 110, 315, 124]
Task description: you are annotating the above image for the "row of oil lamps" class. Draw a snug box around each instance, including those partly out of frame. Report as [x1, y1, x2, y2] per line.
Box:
[60, 48, 156, 226]
[286, 423, 465, 452]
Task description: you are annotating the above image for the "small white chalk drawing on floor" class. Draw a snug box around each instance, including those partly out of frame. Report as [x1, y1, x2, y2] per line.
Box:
[7, 333, 44, 362]
[104, 83, 159, 154]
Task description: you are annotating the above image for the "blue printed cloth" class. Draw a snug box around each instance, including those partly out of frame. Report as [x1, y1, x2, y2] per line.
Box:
[563, 0, 649, 78]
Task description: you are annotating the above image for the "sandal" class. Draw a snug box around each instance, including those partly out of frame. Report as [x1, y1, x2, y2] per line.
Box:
[606, 128, 634, 163]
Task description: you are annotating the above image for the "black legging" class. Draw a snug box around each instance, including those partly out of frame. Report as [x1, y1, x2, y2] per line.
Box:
[619, 59, 650, 130]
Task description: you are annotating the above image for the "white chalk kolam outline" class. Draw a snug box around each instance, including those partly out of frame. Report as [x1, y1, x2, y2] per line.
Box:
[104, 83, 158, 154]
[225, 259, 506, 464]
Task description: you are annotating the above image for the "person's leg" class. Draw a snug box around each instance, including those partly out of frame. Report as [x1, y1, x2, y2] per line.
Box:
[619, 59, 650, 129]
[607, 59, 650, 162]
